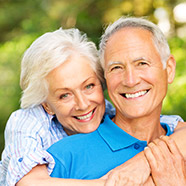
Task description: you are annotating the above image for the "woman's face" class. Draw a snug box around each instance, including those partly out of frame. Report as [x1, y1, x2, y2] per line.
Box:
[42, 53, 105, 135]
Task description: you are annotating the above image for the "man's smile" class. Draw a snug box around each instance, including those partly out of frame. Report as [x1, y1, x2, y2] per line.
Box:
[121, 90, 149, 99]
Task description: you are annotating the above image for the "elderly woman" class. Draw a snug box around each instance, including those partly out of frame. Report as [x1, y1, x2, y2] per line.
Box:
[0, 27, 183, 186]
[0, 28, 109, 186]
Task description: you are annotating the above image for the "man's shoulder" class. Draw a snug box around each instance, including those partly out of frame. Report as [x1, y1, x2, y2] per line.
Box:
[51, 131, 97, 148]
[47, 130, 99, 157]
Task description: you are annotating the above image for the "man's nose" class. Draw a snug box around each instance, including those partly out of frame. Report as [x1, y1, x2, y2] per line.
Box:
[122, 67, 140, 87]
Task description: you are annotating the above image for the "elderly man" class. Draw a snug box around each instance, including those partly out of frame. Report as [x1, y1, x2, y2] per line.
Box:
[17, 17, 186, 185]
[98, 17, 186, 185]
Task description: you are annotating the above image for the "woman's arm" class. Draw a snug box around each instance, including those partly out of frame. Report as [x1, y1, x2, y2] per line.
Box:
[1, 109, 56, 186]
[16, 164, 105, 186]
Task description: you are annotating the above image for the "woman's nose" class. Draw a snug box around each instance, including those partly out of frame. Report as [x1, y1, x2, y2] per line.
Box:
[74, 93, 90, 111]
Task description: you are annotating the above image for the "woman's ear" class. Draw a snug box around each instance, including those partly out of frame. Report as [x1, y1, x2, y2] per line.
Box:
[42, 102, 54, 115]
[166, 55, 176, 84]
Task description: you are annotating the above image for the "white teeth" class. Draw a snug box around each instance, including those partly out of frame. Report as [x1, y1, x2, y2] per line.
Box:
[125, 90, 147, 98]
[76, 111, 93, 120]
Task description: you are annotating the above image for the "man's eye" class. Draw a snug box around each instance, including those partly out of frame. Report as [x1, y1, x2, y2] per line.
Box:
[138, 61, 148, 66]
[59, 93, 69, 99]
[86, 84, 94, 89]
[111, 66, 122, 71]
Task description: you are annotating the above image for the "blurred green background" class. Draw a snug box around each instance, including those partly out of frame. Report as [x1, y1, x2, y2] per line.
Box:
[0, 0, 186, 156]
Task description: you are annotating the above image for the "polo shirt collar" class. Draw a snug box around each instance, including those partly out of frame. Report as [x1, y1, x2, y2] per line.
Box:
[98, 115, 145, 151]
[98, 114, 171, 151]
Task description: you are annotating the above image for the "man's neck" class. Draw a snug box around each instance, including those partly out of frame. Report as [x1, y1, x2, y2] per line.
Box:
[113, 111, 166, 143]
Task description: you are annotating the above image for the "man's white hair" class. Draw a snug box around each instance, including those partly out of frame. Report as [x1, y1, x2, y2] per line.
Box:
[99, 17, 170, 69]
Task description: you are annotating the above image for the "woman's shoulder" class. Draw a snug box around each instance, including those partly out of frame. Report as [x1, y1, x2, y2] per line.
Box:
[9, 105, 46, 121]
[6, 105, 49, 133]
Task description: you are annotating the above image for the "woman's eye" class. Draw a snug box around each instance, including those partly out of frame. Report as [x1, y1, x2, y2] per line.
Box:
[59, 93, 69, 99]
[86, 84, 94, 90]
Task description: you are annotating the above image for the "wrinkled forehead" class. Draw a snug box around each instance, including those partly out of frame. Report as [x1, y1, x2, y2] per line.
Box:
[104, 28, 156, 60]
[107, 27, 153, 45]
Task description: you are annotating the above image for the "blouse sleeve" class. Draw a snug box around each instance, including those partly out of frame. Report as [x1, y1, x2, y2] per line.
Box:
[0, 111, 55, 186]
[160, 114, 184, 132]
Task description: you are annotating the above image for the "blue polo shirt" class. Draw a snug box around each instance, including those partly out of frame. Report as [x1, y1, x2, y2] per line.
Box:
[48, 114, 173, 179]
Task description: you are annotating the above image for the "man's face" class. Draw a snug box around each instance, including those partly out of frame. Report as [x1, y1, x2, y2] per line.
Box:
[104, 27, 175, 120]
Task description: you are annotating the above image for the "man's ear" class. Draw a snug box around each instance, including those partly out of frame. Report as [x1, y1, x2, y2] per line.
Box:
[42, 102, 54, 115]
[166, 55, 176, 84]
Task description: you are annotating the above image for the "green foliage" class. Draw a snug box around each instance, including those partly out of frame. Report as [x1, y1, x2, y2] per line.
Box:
[0, 34, 37, 151]
[0, 0, 186, 156]
[162, 36, 186, 120]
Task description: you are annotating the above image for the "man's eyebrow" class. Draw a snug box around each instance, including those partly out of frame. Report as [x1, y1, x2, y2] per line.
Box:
[106, 57, 149, 68]
[107, 61, 123, 68]
[133, 57, 148, 62]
